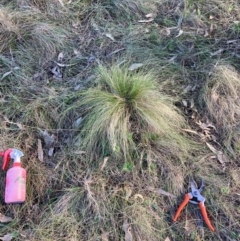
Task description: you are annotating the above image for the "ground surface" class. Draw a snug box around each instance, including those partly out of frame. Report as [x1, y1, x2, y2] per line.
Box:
[0, 0, 240, 241]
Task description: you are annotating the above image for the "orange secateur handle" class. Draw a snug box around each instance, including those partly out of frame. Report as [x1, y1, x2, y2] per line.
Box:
[199, 202, 215, 232]
[173, 193, 191, 222]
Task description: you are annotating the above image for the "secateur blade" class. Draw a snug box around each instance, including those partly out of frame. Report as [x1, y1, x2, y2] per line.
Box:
[189, 177, 205, 193]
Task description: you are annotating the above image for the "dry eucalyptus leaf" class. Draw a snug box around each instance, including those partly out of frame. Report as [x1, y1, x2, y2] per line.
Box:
[168, 55, 177, 63]
[100, 157, 109, 171]
[145, 13, 156, 18]
[175, 29, 183, 38]
[0, 214, 13, 223]
[3, 116, 10, 122]
[157, 188, 176, 198]
[190, 99, 194, 108]
[196, 121, 216, 131]
[105, 33, 115, 41]
[123, 219, 133, 241]
[124, 186, 132, 201]
[185, 220, 197, 236]
[216, 152, 228, 164]
[164, 237, 171, 241]
[182, 129, 200, 136]
[182, 100, 188, 107]
[37, 139, 44, 163]
[48, 147, 54, 157]
[16, 123, 23, 130]
[58, 52, 64, 62]
[40, 130, 55, 148]
[51, 66, 62, 80]
[161, 28, 171, 36]
[101, 232, 109, 241]
[206, 142, 218, 155]
[138, 18, 154, 23]
[210, 48, 224, 56]
[133, 194, 144, 202]
[1, 71, 12, 80]
[73, 117, 83, 128]
[57, 0, 64, 6]
[128, 63, 143, 71]
[0, 233, 13, 241]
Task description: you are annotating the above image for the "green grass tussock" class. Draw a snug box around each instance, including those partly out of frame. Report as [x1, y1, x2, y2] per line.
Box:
[65, 65, 189, 160]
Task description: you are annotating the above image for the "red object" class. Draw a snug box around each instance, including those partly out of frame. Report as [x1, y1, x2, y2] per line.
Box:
[0, 149, 26, 204]
[173, 178, 215, 232]
[173, 193, 191, 222]
[1, 149, 13, 171]
[199, 202, 215, 232]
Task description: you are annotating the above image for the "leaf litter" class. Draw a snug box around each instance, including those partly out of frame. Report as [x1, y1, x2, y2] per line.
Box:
[37, 139, 44, 163]
[206, 142, 228, 164]
[105, 33, 115, 41]
[122, 219, 133, 241]
[146, 186, 176, 198]
[128, 63, 143, 71]
[0, 234, 13, 241]
[0, 214, 13, 223]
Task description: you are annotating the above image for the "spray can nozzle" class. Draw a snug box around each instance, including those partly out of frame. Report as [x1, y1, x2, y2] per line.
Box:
[1, 149, 24, 171]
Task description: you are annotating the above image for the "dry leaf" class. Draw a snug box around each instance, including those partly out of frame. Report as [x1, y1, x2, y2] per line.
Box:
[182, 129, 200, 136]
[216, 152, 228, 164]
[164, 237, 171, 241]
[226, 40, 237, 44]
[0, 233, 13, 241]
[105, 33, 115, 41]
[73, 117, 83, 128]
[182, 99, 188, 107]
[128, 63, 143, 71]
[210, 48, 224, 56]
[168, 55, 177, 63]
[133, 194, 144, 202]
[175, 29, 183, 38]
[123, 219, 133, 241]
[206, 143, 227, 164]
[57, 0, 64, 6]
[16, 123, 23, 130]
[161, 28, 171, 36]
[74, 150, 86, 155]
[40, 130, 55, 148]
[0, 214, 13, 223]
[184, 220, 196, 236]
[101, 232, 109, 241]
[124, 186, 132, 201]
[190, 99, 194, 108]
[37, 139, 44, 162]
[145, 13, 156, 18]
[138, 18, 154, 23]
[1, 71, 12, 80]
[157, 188, 176, 198]
[58, 52, 64, 62]
[100, 157, 109, 171]
[196, 121, 216, 132]
[48, 147, 54, 157]
[51, 66, 62, 80]
[206, 142, 218, 154]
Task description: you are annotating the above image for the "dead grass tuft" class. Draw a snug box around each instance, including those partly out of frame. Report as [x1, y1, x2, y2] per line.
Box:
[203, 64, 240, 156]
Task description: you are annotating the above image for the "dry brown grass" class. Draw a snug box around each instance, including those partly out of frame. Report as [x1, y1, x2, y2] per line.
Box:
[203, 64, 240, 156]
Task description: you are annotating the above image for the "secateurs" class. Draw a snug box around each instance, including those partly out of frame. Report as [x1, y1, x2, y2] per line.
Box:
[173, 178, 215, 232]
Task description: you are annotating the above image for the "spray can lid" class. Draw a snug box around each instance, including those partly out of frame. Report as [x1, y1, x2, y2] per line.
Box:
[1, 149, 24, 171]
